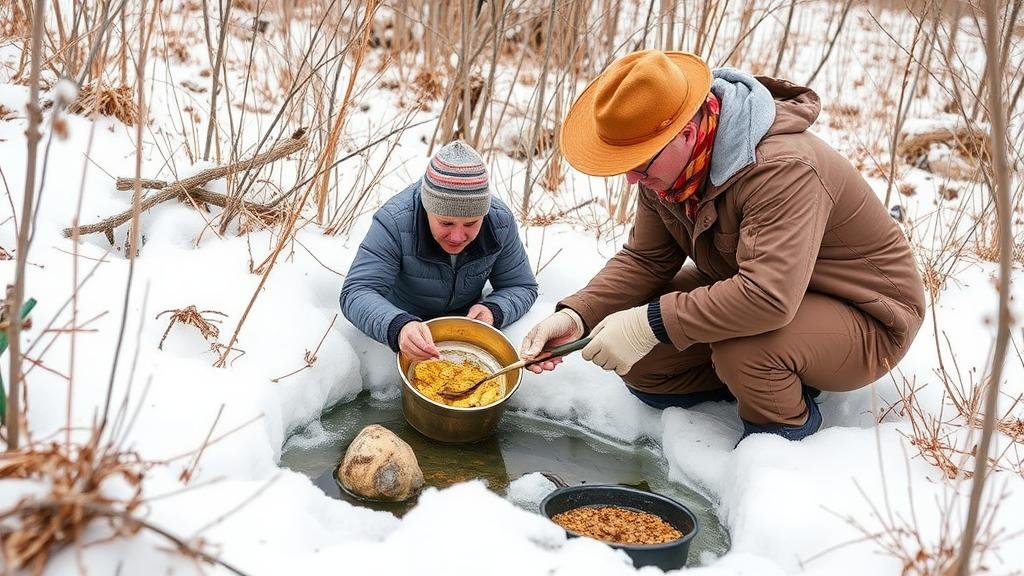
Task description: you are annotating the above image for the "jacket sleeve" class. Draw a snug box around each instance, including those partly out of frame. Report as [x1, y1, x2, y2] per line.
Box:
[660, 159, 833, 349]
[481, 223, 538, 328]
[340, 210, 418, 350]
[558, 190, 687, 331]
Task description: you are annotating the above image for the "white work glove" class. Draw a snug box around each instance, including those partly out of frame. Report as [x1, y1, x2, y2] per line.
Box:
[520, 309, 585, 374]
[581, 305, 658, 375]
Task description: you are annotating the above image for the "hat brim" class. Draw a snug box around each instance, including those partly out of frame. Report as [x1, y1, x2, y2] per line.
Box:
[559, 52, 712, 177]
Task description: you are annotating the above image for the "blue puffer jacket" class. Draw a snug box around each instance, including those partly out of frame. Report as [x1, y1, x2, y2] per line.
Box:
[340, 183, 538, 351]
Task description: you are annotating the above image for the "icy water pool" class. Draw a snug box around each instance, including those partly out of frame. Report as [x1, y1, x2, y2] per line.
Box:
[281, 392, 730, 563]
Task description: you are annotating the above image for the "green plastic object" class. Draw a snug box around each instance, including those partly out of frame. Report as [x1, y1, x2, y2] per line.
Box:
[0, 297, 38, 425]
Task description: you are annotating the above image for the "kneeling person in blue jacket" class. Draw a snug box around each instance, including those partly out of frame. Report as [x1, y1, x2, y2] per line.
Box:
[341, 140, 539, 361]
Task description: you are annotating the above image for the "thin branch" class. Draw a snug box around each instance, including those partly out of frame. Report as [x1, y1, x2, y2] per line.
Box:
[6, 0, 47, 450]
[102, 0, 157, 441]
[520, 0, 558, 217]
[805, 0, 854, 86]
[182, 404, 224, 484]
[64, 131, 308, 238]
[154, 412, 264, 465]
[772, 0, 796, 77]
[203, 0, 233, 161]
[956, 0, 1015, 573]
[271, 314, 337, 382]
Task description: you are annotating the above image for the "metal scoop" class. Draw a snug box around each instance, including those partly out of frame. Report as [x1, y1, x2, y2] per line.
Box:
[439, 336, 593, 399]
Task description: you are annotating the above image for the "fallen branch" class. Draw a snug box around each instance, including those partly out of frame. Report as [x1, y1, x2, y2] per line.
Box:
[115, 180, 285, 223]
[63, 129, 308, 239]
[114, 177, 165, 190]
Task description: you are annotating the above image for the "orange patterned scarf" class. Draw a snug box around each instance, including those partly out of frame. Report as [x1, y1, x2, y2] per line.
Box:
[657, 93, 720, 220]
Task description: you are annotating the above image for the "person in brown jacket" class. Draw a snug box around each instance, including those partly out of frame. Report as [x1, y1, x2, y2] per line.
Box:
[521, 50, 926, 442]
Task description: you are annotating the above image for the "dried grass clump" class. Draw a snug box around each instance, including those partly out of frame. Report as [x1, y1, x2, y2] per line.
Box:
[973, 238, 1001, 263]
[163, 38, 191, 63]
[542, 153, 564, 192]
[890, 358, 1024, 484]
[998, 418, 1024, 443]
[937, 184, 959, 201]
[899, 125, 991, 181]
[908, 433, 968, 481]
[0, 2, 30, 38]
[922, 264, 945, 299]
[899, 126, 990, 163]
[973, 219, 1004, 263]
[824, 102, 861, 129]
[232, 0, 261, 11]
[892, 377, 972, 480]
[413, 69, 443, 101]
[68, 83, 139, 125]
[0, 442, 147, 572]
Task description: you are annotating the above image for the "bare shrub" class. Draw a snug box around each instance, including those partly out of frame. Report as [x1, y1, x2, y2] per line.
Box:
[0, 442, 147, 571]
[413, 68, 444, 101]
[819, 477, 1015, 576]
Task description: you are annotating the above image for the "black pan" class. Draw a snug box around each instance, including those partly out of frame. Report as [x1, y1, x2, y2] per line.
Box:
[538, 474, 698, 570]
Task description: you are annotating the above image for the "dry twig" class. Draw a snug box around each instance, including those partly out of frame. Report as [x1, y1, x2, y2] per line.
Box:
[156, 305, 227, 351]
[271, 314, 337, 382]
[63, 129, 308, 239]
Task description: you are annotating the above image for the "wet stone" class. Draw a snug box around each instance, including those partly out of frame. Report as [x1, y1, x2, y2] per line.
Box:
[337, 424, 424, 501]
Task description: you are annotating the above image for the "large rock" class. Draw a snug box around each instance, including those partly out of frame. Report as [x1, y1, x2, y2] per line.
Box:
[337, 425, 424, 501]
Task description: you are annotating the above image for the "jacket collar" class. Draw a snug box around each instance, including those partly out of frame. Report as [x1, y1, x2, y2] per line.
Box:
[703, 76, 819, 203]
[413, 190, 501, 264]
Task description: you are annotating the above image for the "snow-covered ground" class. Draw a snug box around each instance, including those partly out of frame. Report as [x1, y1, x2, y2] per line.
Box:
[1, 1, 1022, 574]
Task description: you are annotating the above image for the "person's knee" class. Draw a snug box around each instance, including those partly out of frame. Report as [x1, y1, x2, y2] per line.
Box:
[712, 334, 811, 425]
[622, 356, 659, 388]
[709, 336, 757, 386]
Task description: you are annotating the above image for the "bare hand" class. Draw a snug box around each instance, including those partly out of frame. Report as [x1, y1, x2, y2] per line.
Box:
[399, 321, 440, 361]
[467, 304, 495, 325]
[520, 310, 584, 374]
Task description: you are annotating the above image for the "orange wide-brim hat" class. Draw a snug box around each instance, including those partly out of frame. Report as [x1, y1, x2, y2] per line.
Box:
[560, 50, 712, 177]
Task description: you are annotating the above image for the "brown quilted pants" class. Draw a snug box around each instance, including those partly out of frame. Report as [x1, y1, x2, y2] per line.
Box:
[623, 266, 900, 426]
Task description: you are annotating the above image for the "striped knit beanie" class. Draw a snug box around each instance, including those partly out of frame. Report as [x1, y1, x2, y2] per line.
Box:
[420, 140, 491, 218]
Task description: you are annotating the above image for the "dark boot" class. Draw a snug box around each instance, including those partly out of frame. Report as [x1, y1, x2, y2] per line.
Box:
[738, 392, 822, 444]
[628, 385, 736, 409]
